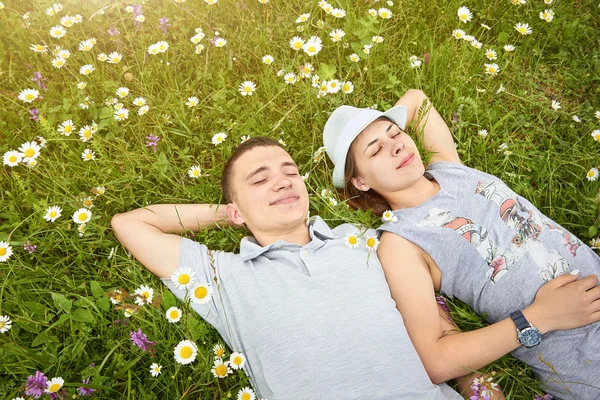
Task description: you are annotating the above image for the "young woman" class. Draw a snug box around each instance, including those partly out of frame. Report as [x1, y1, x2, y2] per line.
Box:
[322, 89, 600, 399]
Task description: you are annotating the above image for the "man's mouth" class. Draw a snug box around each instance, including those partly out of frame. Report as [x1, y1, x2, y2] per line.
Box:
[270, 194, 299, 205]
[397, 154, 414, 169]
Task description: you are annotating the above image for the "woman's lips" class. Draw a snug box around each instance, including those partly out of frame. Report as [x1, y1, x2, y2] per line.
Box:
[397, 153, 414, 169]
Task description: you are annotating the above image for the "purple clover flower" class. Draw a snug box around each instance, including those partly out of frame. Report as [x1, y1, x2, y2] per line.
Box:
[24, 240, 37, 253]
[108, 26, 120, 36]
[435, 295, 452, 320]
[32, 71, 47, 91]
[158, 17, 170, 35]
[130, 328, 155, 352]
[78, 378, 95, 396]
[29, 109, 40, 123]
[145, 134, 160, 153]
[25, 370, 48, 398]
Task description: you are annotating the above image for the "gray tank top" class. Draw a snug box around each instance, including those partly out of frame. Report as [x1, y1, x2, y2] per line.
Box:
[378, 162, 600, 399]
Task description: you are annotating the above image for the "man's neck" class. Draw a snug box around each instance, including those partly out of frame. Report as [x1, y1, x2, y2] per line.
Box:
[252, 221, 312, 248]
[386, 176, 440, 210]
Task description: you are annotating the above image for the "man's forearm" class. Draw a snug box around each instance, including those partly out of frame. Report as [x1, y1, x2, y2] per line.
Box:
[113, 203, 230, 234]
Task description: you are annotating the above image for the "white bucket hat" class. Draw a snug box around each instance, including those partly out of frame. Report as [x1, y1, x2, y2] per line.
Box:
[322, 105, 408, 188]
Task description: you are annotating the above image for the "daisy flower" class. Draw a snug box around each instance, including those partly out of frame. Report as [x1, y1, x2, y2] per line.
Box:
[195, 44, 205, 54]
[471, 40, 483, 49]
[156, 41, 169, 52]
[589, 238, 600, 249]
[78, 39, 95, 51]
[134, 284, 154, 306]
[212, 132, 227, 145]
[326, 79, 341, 93]
[97, 53, 108, 62]
[109, 289, 123, 305]
[299, 63, 314, 78]
[503, 45, 516, 52]
[205, 0, 217, 4]
[289, 36, 304, 51]
[148, 44, 160, 55]
[540, 9, 554, 22]
[296, 13, 310, 23]
[239, 81, 257, 96]
[514, 23, 532, 35]
[344, 233, 360, 249]
[133, 97, 146, 107]
[350, 53, 360, 62]
[73, 208, 92, 224]
[49, 25, 67, 38]
[544, 0, 552, 3]
[18, 89, 39, 103]
[114, 108, 129, 121]
[572, 115, 581, 123]
[587, 168, 599, 182]
[116, 87, 130, 98]
[237, 387, 256, 400]
[79, 125, 93, 142]
[591, 130, 600, 142]
[485, 49, 497, 60]
[551, 100, 561, 110]
[135, 14, 145, 23]
[229, 352, 246, 370]
[484, 63, 499, 76]
[190, 34, 204, 44]
[3, 150, 21, 167]
[342, 81, 354, 94]
[60, 15, 74, 27]
[378, 8, 392, 19]
[241, 135, 251, 143]
[258, 0, 269, 3]
[284, 72, 298, 84]
[188, 165, 202, 178]
[81, 149, 95, 161]
[189, 282, 213, 304]
[108, 52, 122, 64]
[452, 29, 465, 39]
[80, 64, 94, 75]
[77, 82, 87, 89]
[44, 206, 62, 222]
[46, 377, 64, 394]
[382, 210, 398, 223]
[0, 315, 12, 333]
[18, 141, 41, 162]
[457, 6, 472, 23]
[0, 241, 13, 262]
[331, 8, 346, 18]
[214, 343, 226, 358]
[510, 0, 526, 5]
[478, 129, 489, 137]
[262, 55, 274, 64]
[214, 38, 227, 47]
[174, 340, 198, 365]
[409, 55, 422, 68]
[186, 97, 199, 108]
[56, 49, 70, 59]
[368, 8, 377, 17]
[330, 29, 345, 42]
[30, 44, 48, 53]
[303, 36, 322, 56]
[211, 358, 232, 378]
[171, 266, 196, 289]
[165, 306, 182, 323]
[150, 363, 162, 377]
[366, 236, 380, 251]
[138, 105, 150, 116]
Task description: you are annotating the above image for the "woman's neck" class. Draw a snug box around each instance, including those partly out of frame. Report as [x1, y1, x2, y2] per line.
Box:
[386, 176, 440, 210]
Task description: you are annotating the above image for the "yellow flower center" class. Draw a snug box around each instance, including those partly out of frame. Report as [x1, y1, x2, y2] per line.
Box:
[143, 291, 150, 299]
[459, 14, 466, 20]
[0, 248, 4, 256]
[64, 126, 73, 133]
[112, 57, 119, 62]
[49, 383, 61, 392]
[233, 356, 242, 365]
[115, 294, 122, 300]
[25, 93, 35, 100]
[83, 131, 91, 138]
[180, 346, 192, 358]
[367, 238, 376, 247]
[244, 86, 252, 93]
[518, 28, 526, 33]
[216, 348, 224, 357]
[588, 171, 595, 177]
[294, 42, 302, 49]
[86, 154, 93, 160]
[178, 274, 190, 284]
[216, 364, 228, 376]
[25, 148, 35, 157]
[348, 236, 357, 245]
[169, 310, 179, 319]
[307, 46, 316, 52]
[242, 394, 251, 400]
[0, 321, 4, 329]
[9, 155, 16, 163]
[78, 213, 88, 221]
[195, 286, 207, 299]
[49, 211, 57, 217]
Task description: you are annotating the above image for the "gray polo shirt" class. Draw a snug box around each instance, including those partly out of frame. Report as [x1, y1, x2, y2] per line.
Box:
[161, 217, 461, 400]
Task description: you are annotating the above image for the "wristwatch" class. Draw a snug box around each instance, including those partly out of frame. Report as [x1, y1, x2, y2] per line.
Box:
[509, 310, 542, 348]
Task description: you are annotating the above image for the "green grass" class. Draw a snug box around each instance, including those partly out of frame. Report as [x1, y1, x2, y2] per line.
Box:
[1, 0, 599, 398]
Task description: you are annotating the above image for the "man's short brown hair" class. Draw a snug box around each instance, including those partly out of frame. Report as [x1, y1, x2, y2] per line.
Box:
[221, 137, 286, 203]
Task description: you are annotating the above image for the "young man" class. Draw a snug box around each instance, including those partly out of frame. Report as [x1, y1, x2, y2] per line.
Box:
[111, 137, 468, 399]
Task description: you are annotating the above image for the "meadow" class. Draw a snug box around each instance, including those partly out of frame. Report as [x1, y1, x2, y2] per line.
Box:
[0, 0, 599, 398]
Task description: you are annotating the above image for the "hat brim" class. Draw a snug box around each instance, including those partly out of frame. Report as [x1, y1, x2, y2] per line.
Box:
[332, 105, 407, 188]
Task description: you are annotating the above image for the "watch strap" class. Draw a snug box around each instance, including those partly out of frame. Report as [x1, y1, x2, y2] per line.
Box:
[510, 310, 530, 332]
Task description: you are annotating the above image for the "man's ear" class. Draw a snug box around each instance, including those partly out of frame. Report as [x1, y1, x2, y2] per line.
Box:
[226, 203, 246, 226]
[351, 176, 370, 192]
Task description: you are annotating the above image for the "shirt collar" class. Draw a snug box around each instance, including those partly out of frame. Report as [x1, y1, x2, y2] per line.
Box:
[239, 216, 336, 261]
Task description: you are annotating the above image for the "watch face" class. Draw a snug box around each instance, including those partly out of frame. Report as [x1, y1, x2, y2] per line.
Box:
[519, 327, 542, 347]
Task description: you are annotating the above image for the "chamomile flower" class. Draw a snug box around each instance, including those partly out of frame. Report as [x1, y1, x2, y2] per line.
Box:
[345, 233, 360, 249]
[590, 238, 600, 249]
[587, 168, 599, 182]
[174, 340, 198, 365]
[77, 82, 87, 90]
[284, 72, 298, 84]
[591, 130, 600, 142]
[79, 125, 93, 142]
[229, 352, 246, 370]
[205, 0, 217, 4]
[171, 267, 196, 289]
[49, 25, 67, 38]
[241, 135, 251, 143]
[378, 8, 392, 19]
[350, 53, 360, 62]
[156, 41, 169, 52]
[544, 0, 552, 3]
[81, 149, 95, 161]
[211, 358, 232, 378]
[165, 307, 182, 323]
[237, 387, 256, 400]
[540, 9, 554, 22]
[409, 55, 422, 68]
[452, 29, 465, 39]
[114, 108, 129, 121]
[135, 14, 146, 23]
[484, 63, 499, 76]
[30, 44, 48, 53]
[138, 105, 150, 115]
[503, 44, 516, 52]
[45, 377, 64, 394]
[510, 0, 526, 5]
[342, 81, 354, 94]
[514, 23, 532, 35]
[478, 129, 489, 137]
[303, 36, 322, 56]
[18, 141, 40, 162]
[296, 13, 310, 23]
[80, 64, 94, 75]
[239, 81, 256, 96]
[299, 63, 314, 78]
[109, 289, 123, 305]
[213, 343, 226, 358]
[212, 132, 227, 145]
[551, 100, 561, 110]
[195, 44, 205, 54]
[148, 44, 160, 55]
[0, 242, 13, 262]
[572, 115, 581, 123]
[150, 363, 162, 377]
[289, 36, 305, 51]
[330, 29, 345, 42]
[133, 97, 146, 107]
[190, 282, 213, 304]
[78, 38, 95, 51]
[331, 8, 346, 18]
[72, 208, 92, 224]
[365, 236, 380, 251]
[262, 55, 274, 64]
[18, 89, 39, 103]
[3, 151, 21, 167]
[0, 315, 12, 332]
[188, 165, 202, 178]
[60, 15, 74, 27]
[372, 35, 384, 43]
[186, 97, 199, 108]
[382, 210, 398, 223]
[485, 49, 497, 60]
[368, 8, 377, 17]
[44, 206, 62, 222]
[214, 38, 227, 47]
[116, 87, 130, 98]
[457, 6, 472, 23]
[190, 34, 204, 44]
[595, 111, 600, 119]
[108, 52, 122, 64]
[134, 284, 154, 306]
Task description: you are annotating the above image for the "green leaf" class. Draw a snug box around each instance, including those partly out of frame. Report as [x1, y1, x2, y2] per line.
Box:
[589, 225, 597, 237]
[99, 106, 113, 119]
[71, 308, 94, 323]
[497, 32, 509, 44]
[90, 281, 104, 298]
[32, 332, 59, 347]
[318, 63, 337, 80]
[96, 297, 110, 312]
[24, 301, 47, 315]
[51, 293, 72, 313]
[162, 289, 176, 310]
